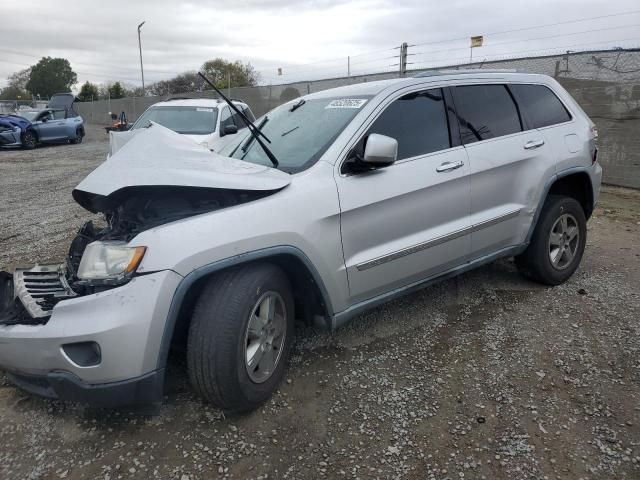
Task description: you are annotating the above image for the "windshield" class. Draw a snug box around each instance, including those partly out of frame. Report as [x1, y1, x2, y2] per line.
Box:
[18, 111, 40, 121]
[132, 106, 218, 135]
[220, 96, 371, 173]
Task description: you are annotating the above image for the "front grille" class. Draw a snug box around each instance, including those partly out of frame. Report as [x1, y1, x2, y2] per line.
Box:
[14, 265, 77, 318]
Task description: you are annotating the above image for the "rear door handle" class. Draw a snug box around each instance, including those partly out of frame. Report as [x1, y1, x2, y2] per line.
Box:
[436, 160, 464, 173]
[524, 139, 545, 149]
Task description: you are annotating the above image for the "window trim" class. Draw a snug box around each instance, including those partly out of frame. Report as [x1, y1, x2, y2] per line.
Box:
[338, 86, 456, 175]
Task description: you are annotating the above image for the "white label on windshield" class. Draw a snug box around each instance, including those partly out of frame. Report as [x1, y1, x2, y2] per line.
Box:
[196, 107, 214, 112]
[325, 99, 367, 109]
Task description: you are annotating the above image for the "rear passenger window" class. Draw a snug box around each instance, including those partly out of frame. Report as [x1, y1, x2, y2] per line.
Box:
[509, 84, 571, 129]
[368, 88, 450, 160]
[453, 85, 521, 144]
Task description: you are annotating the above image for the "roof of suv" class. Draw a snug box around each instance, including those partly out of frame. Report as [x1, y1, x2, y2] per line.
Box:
[304, 70, 551, 100]
[150, 98, 248, 109]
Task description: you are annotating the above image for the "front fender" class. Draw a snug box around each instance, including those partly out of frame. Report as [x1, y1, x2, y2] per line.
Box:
[154, 245, 335, 371]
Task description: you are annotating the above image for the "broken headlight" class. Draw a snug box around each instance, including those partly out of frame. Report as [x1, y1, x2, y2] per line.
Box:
[77, 241, 146, 284]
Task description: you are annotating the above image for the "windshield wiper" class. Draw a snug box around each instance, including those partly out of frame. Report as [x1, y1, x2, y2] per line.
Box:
[197, 72, 279, 168]
[241, 115, 269, 153]
[289, 99, 305, 112]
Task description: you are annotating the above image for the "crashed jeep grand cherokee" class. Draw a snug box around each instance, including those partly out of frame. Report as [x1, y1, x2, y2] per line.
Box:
[0, 72, 601, 412]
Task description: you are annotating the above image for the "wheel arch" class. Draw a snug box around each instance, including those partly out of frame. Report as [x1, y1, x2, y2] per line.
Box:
[547, 171, 594, 219]
[526, 167, 595, 244]
[155, 246, 334, 372]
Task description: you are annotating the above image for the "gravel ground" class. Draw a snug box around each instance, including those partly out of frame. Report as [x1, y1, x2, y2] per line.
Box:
[0, 131, 639, 480]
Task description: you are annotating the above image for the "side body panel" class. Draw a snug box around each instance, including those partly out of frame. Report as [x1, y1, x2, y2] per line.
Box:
[448, 82, 561, 257]
[335, 148, 471, 303]
[462, 131, 556, 256]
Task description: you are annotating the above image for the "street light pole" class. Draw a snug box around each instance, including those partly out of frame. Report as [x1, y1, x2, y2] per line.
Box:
[137, 21, 146, 95]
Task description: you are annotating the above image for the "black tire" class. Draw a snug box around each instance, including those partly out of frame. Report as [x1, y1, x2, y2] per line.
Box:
[70, 128, 84, 144]
[21, 130, 37, 149]
[515, 195, 587, 285]
[187, 263, 294, 412]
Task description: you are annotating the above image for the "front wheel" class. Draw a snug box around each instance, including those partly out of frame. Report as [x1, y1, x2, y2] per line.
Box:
[187, 263, 294, 412]
[70, 128, 84, 144]
[516, 195, 587, 285]
[21, 130, 37, 149]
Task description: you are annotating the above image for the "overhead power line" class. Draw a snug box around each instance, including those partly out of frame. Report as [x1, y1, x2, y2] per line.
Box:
[411, 9, 640, 47]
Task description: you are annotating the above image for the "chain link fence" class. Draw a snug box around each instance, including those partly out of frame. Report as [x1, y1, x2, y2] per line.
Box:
[62, 48, 640, 189]
[0, 99, 48, 114]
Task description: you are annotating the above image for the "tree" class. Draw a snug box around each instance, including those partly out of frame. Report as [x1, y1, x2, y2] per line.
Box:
[25, 57, 77, 98]
[77, 81, 99, 102]
[200, 59, 259, 89]
[148, 71, 208, 96]
[107, 81, 126, 99]
[0, 67, 31, 100]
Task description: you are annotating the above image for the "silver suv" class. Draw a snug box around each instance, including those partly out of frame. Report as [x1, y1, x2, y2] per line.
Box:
[0, 71, 602, 412]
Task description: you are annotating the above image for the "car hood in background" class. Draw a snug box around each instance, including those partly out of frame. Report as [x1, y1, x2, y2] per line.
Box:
[47, 93, 77, 110]
[75, 122, 290, 198]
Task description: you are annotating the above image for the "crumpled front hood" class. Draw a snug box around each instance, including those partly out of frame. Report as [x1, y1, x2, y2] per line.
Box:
[0, 115, 30, 131]
[74, 123, 291, 200]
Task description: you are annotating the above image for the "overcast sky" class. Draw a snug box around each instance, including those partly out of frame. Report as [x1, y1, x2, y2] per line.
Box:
[1, 0, 639, 90]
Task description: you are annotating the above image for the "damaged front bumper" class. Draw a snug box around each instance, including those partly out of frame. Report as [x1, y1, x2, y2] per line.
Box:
[0, 127, 22, 147]
[0, 265, 183, 406]
[4, 265, 77, 324]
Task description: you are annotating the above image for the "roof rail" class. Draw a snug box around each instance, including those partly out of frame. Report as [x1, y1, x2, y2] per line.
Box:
[163, 96, 246, 104]
[414, 68, 521, 77]
[165, 96, 211, 101]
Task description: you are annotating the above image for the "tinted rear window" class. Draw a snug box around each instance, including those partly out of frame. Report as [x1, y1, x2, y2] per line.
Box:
[510, 84, 571, 129]
[453, 85, 521, 144]
[367, 88, 450, 160]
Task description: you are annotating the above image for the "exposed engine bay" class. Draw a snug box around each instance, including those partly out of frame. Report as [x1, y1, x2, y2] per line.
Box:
[0, 186, 274, 326]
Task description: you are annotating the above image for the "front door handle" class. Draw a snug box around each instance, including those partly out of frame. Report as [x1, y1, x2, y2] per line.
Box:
[436, 160, 464, 173]
[524, 139, 545, 150]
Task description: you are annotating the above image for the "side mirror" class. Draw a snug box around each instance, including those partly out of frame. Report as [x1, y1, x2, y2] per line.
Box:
[222, 124, 238, 136]
[41, 117, 48, 123]
[363, 133, 398, 166]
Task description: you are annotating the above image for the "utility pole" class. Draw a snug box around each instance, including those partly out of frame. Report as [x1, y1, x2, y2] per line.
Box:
[347, 56, 350, 77]
[228, 71, 231, 97]
[137, 21, 146, 95]
[399, 42, 408, 77]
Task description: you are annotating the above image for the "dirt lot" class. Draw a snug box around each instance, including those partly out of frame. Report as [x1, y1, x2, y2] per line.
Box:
[0, 128, 639, 480]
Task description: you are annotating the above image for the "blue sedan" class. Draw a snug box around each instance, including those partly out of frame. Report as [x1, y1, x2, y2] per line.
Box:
[0, 93, 85, 149]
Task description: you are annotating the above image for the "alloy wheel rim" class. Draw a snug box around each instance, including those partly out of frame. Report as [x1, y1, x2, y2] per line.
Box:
[244, 291, 287, 384]
[548, 213, 579, 270]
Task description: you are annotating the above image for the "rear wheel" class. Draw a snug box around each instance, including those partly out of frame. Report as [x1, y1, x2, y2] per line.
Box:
[21, 130, 37, 149]
[516, 195, 587, 285]
[187, 263, 294, 412]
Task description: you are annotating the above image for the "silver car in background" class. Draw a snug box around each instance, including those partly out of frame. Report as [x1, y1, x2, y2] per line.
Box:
[0, 71, 601, 412]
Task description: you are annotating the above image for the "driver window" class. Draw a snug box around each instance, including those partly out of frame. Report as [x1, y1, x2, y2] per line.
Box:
[366, 88, 451, 160]
[53, 110, 66, 120]
[39, 112, 53, 122]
